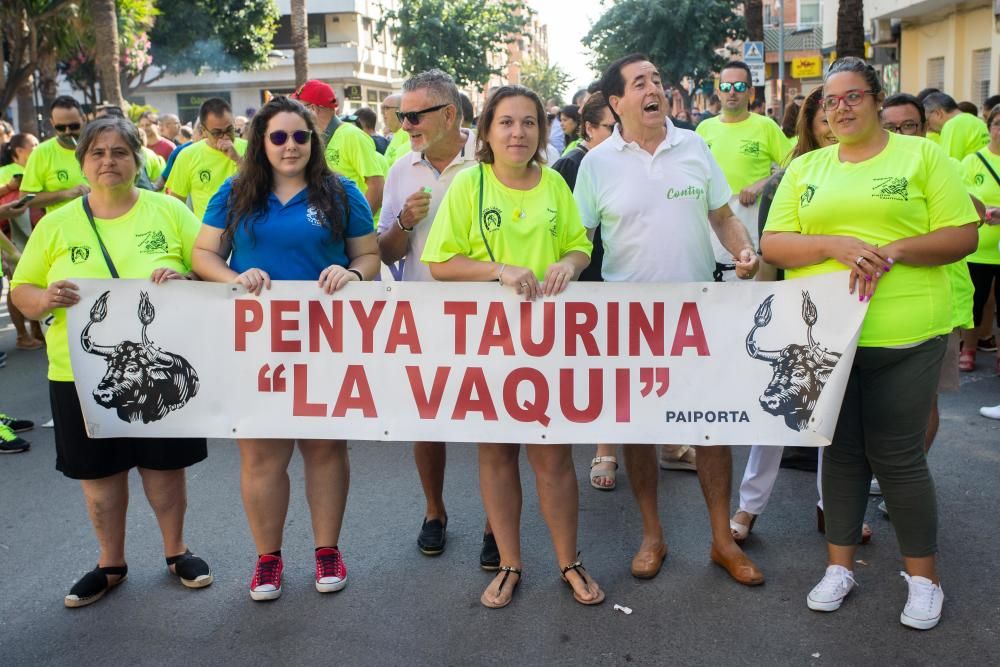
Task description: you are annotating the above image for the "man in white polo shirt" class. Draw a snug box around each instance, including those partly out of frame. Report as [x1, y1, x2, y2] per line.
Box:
[575, 53, 763, 587]
[377, 69, 496, 567]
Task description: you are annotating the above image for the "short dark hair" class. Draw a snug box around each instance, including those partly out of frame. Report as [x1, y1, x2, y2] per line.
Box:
[579, 92, 609, 141]
[571, 88, 587, 105]
[198, 97, 232, 125]
[598, 52, 653, 124]
[459, 93, 474, 124]
[354, 107, 377, 132]
[883, 93, 926, 127]
[721, 60, 753, 85]
[958, 100, 978, 116]
[916, 88, 940, 102]
[50, 95, 82, 115]
[95, 105, 126, 119]
[984, 94, 1000, 116]
[988, 105, 1000, 127]
[75, 116, 145, 174]
[922, 92, 958, 113]
[825, 57, 884, 96]
[586, 80, 601, 95]
[475, 85, 547, 165]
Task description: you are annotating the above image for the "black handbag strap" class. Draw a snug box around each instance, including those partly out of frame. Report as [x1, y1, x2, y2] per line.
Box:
[976, 151, 1000, 190]
[81, 196, 120, 278]
[477, 163, 496, 262]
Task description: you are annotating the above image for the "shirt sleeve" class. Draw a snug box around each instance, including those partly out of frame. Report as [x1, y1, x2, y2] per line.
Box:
[421, 169, 475, 264]
[551, 154, 580, 191]
[922, 142, 979, 230]
[705, 144, 733, 210]
[939, 123, 964, 161]
[170, 196, 202, 270]
[767, 120, 791, 166]
[347, 132, 383, 180]
[161, 144, 184, 181]
[165, 147, 192, 198]
[201, 178, 233, 230]
[573, 159, 600, 230]
[10, 218, 53, 288]
[762, 159, 803, 233]
[554, 174, 592, 258]
[341, 176, 374, 238]
[961, 153, 977, 186]
[19, 146, 47, 194]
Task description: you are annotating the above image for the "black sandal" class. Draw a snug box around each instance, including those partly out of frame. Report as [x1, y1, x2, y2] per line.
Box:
[560, 558, 605, 606]
[64, 564, 128, 608]
[166, 549, 213, 589]
[480, 565, 522, 609]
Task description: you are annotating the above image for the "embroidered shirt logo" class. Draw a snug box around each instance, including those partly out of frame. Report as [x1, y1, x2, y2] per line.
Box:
[739, 140, 761, 157]
[328, 149, 341, 165]
[136, 230, 168, 254]
[872, 177, 909, 201]
[198, 169, 211, 184]
[547, 208, 558, 237]
[482, 206, 502, 232]
[667, 185, 705, 200]
[70, 245, 91, 264]
[976, 174, 985, 186]
[800, 185, 817, 208]
[306, 205, 325, 227]
[56, 170, 69, 182]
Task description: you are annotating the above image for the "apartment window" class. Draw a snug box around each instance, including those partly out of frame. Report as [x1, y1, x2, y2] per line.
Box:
[927, 57, 945, 92]
[797, 0, 822, 26]
[973, 49, 992, 109]
[273, 13, 327, 49]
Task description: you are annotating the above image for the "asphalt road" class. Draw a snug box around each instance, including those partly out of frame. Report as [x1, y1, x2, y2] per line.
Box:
[1, 302, 999, 666]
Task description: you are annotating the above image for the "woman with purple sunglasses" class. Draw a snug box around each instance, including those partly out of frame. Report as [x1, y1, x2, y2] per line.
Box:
[193, 96, 380, 602]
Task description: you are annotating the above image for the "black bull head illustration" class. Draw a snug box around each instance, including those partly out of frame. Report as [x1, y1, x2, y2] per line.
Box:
[746, 291, 841, 432]
[81, 291, 199, 424]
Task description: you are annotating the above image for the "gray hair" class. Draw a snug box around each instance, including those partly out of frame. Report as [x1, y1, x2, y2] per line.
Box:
[922, 91, 958, 114]
[824, 57, 883, 96]
[402, 69, 464, 122]
[75, 117, 145, 175]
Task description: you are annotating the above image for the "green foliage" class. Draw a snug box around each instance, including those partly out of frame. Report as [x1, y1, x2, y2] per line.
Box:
[148, 0, 279, 75]
[520, 60, 575, 105]
[377, 0, 531, 90]
[584, 0, 745, 85]
[127, 103, 159, 121]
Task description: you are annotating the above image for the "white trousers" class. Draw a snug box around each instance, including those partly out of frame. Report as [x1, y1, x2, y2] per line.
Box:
[737, 445, 824, 514]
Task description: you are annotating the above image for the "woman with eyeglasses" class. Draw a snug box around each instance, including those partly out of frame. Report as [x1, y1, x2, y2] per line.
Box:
[763, 57, 978, 630]
[422, 85, 601, 610]
[193, 96, 380, 602]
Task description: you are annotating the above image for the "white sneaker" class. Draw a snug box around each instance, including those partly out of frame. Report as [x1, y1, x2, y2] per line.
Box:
[869, 476, 881, 495]
[42, 418, 54, 428]
[807, 565, 856, 612]
[878, 499, 888, 518]
[900, 572, 943, 630]
[980, 404, 1000, 420]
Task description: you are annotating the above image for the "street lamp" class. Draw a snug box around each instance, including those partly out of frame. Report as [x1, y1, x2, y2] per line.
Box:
[776, 0, 785, 119]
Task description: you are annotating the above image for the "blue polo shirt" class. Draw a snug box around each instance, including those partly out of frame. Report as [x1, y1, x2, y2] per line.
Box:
[202, 175, 373, 279]
[161, 141, 191, 181]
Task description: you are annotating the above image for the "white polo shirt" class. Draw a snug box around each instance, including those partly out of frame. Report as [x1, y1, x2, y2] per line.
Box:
[378, 129, 478, 281]
[574, 119, 731, 283]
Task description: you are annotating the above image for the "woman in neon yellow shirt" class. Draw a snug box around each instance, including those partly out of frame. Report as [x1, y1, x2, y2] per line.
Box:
[422, 85, 600, 609]
[763, 58, 978, 630]
[12, 117, 213, 608]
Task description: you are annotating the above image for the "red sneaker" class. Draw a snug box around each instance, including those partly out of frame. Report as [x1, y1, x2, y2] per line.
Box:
[250, 554, 283, 601]
[315, 547, 348, 593]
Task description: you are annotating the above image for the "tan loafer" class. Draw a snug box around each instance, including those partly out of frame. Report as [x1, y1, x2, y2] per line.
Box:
[710, 546, 765, 586]
[630, 542, 668, 579]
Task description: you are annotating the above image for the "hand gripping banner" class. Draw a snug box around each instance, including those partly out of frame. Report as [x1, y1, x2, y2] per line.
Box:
[66, 273, 866, 445]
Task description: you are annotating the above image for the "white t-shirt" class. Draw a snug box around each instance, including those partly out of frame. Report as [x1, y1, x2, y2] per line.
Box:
[378, 129, 478, 281]
[574, 119, 731, 283]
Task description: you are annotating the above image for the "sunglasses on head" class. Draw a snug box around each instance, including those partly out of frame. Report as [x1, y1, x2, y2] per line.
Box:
[54, 123, 82, 133]
[719, 82, 749, 94]
[395, 103, 449, 125]
[268, 129, 312, 146]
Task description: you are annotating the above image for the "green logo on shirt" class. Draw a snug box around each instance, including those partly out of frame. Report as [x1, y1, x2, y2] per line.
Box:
[70, 245, 91, 264]
[547, 208, 558, 237]
[136, 230, 168, 254]
[739, 140, 761, 157]
[976, 173, 985, 186]
[482, 206, 502, 232]
[872, 177, 909, 201]
[56, 170, 69, 182]
[328, 149, 341, 165]
[666, 186, 705, 200]
[800, 185, 817, 208]
[198, 169, 211, 184]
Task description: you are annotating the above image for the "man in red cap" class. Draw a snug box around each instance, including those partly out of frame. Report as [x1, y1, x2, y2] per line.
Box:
[292, 80, 384, 216]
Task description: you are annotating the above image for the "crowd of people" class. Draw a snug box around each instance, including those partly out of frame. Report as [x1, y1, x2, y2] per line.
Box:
[1, 51, 997, 632]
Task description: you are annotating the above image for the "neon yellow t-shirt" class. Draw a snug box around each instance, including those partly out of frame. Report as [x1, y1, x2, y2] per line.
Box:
[20, 137, 87, 210]
[696, 113, 788, 193]
[562, 139, 581, 156]
[142, 146, 165, 182]
[384, 128, 411, 167]
[11, 191, 200, 381]
[926, 131, 941, 144]
[962, 149, 1000, 264]
[0, 162, 25, 186]
[940, 112, 990, 161]
[422, 164, 592, 280]
[325, 122, 384, 194]
[764, 133, 978, 347]
[164, 138, 247, 219]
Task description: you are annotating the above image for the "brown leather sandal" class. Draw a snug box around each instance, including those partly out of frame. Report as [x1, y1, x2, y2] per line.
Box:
[480, 566, 522, 609]
[560, 558, 605, 606]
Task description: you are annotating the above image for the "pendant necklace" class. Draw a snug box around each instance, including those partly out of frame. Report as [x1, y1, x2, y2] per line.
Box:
[513, 189, 528, 220]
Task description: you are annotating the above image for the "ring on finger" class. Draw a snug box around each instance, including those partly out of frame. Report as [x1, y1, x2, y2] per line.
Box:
[855, 256, 865, 266]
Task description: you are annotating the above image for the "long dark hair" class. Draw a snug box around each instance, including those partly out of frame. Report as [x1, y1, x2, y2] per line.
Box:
[787, 87, 828, 164]
[560, 104, 580, 143]
[0, 133, 36, 167]
[224, 96, 349, 246]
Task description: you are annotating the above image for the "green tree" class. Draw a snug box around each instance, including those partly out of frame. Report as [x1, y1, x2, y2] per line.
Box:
[584, 0, 745, 86]
[520, 60, 574, 104]
[377, 0, 530, 90]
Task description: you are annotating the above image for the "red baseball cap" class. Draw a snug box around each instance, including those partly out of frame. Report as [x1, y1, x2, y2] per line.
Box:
[291, 80, 338, 109]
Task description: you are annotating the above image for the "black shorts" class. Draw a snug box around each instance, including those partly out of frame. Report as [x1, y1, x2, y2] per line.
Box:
[50, 381, 207, 480]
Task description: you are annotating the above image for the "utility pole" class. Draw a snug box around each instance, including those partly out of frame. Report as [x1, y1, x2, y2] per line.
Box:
[778, 0, 785, 119]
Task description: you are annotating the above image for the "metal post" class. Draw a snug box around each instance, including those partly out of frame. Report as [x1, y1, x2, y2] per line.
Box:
[778, 0, 785, 119]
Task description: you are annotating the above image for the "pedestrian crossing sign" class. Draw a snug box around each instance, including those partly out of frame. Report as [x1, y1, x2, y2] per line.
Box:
[743, 41, 764, 62]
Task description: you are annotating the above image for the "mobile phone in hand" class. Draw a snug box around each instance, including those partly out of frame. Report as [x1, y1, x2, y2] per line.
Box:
[13, 193, 35, 207]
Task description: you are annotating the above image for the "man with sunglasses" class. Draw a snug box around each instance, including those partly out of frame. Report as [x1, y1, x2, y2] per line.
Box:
[696, 62, 788, 281]
[20, 96, 90, 212]
[165, 97, 247, 219]
[292, 80, 385, 216]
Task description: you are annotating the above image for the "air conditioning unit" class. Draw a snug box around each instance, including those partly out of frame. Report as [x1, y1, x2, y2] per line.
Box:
[871, 18, 894, 45]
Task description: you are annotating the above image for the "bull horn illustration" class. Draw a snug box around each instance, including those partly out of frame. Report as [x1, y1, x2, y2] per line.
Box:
[138, 291, 155, 347]
[802, 291, 818, 349]
[746, 294, 781, 362]
[81, 291, 115, 357]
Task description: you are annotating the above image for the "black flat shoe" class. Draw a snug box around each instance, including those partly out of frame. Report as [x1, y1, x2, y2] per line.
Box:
[417, 516, 448, 556]
[64, 564, 128, 608]
[166, 549, 213, 588]
[480, 532, 500, 571]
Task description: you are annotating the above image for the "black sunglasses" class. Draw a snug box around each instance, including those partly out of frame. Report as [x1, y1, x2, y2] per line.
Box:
[204, 125, 235, 139]
[54, 123, 82, 132]
[396, 104, 449, 125]
[719, 82, 749, 93]
[268, 129, 312, 146]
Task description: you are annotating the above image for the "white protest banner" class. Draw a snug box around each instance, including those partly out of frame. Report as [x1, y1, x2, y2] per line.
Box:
[66, 273, 865, 446]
